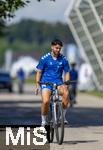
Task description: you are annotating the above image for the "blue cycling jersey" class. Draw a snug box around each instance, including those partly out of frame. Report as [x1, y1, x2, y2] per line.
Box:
[36, 52, 70, 84]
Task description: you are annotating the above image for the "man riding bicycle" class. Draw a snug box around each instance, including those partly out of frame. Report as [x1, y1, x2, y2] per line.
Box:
[35, 39, 70, 126]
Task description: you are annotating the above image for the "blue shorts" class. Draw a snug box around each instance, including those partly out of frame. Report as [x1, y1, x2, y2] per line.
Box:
[40, 84, 53, 90]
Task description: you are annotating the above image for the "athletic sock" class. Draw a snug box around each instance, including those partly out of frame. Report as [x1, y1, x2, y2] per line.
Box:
[63, 108, 67, 118]
[63, 108, 68, 123]
[41, 115, 47, 126]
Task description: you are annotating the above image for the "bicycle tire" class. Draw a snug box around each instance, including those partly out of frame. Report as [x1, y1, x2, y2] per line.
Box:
[48, 125, 54, 143]
[55, 102, 64, 145]
[47, 103, 54, 143]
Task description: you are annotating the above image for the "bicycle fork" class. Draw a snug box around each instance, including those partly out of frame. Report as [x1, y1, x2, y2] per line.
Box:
[52, 85, 60, 126]
[53, 102, 57, 125]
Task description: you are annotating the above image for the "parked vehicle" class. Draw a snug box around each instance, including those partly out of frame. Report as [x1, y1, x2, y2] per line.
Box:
[0, 72, 13, 92]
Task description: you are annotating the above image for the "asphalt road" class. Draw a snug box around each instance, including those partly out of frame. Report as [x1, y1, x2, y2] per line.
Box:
[0, 84, 103, 150]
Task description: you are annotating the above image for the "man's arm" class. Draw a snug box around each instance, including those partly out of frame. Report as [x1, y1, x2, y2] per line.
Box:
[35, 69, 42, 95]
[64, 72, 70, 82]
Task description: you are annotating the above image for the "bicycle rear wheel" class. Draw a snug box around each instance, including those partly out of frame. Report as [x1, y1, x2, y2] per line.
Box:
[55, 102, 64, 145]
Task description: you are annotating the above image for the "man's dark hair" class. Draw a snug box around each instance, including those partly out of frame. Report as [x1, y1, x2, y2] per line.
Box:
[51, 39, 63, 47]
[71, 63, 76, 68]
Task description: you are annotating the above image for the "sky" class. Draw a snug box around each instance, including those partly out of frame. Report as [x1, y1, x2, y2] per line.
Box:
[7, 0, 70, 24]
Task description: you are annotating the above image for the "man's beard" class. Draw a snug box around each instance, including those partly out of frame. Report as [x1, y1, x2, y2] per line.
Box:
[53, 51, 60, 56]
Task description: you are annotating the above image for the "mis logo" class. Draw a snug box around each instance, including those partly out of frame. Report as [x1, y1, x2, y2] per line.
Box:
[6, 127, 47, 146]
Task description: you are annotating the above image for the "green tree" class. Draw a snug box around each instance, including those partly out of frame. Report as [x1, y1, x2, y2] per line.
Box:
[6, 19, 75, 44]
[0, 0, 54, 19]
[0, 0, 30, 41]
[0, 19, 5, 36]
[0, 0, 29, 19]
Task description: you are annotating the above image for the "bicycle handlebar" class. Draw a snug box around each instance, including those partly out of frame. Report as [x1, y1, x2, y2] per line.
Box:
[39, 80, 77, 86]
[63, 80, 77, 85]
[39, 81, 54, 86]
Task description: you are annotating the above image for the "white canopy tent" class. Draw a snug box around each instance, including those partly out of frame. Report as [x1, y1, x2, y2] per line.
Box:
[10, 56, 38, 78]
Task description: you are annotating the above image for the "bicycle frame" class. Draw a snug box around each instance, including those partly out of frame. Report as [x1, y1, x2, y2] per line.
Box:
[51, 84, 61, 125]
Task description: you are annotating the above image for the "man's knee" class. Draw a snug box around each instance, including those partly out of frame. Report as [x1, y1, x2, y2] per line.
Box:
[42, 99, 49, 105]
[63, 88, 69, 98]
[62, 88, 69, 108]
[42, 89, 51, 105]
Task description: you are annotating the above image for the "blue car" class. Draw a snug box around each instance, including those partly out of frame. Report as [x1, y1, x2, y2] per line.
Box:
[0, 72, 13, 92]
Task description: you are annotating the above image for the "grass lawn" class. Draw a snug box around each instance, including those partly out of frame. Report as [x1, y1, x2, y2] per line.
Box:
[85, 90, 103, 98]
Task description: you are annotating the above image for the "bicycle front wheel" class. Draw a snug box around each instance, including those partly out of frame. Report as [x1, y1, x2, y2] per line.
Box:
[54, 102, 64, 145]
[47, 103, 54, 143]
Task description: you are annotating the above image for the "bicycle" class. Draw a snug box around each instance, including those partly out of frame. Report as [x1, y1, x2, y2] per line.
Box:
[39, 80, 73, 145]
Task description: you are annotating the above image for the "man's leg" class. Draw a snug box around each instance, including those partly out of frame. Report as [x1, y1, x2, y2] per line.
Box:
[58, 85, 69, 124]
[41, 88, 51, 126]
